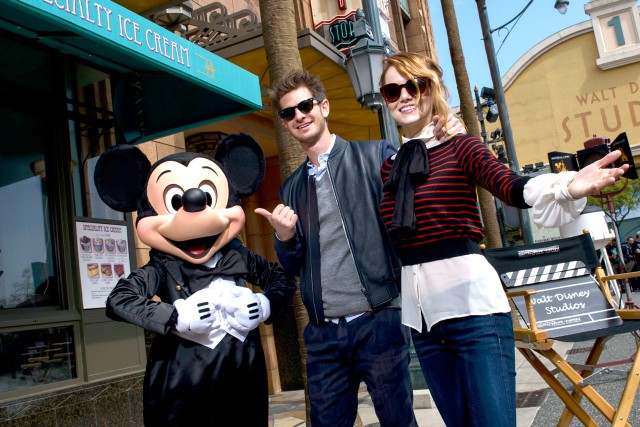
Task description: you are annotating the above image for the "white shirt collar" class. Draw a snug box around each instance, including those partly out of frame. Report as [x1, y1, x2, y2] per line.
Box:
[204, 252, 223, 268]
[402, 122, 441, 149]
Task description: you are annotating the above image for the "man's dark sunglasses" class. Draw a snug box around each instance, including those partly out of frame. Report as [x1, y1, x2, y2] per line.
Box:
[278, 97, 322, 121]
[380, 77, 429, 103]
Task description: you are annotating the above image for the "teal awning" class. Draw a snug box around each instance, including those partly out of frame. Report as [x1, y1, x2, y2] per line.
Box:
[2, 0, 262, 143]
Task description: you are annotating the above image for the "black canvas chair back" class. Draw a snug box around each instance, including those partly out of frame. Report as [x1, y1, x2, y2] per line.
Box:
[483, 233, 622, 341]
[483, 232, 599, 273]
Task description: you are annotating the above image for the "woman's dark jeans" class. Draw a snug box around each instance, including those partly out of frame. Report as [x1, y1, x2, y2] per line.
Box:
[411, 313, 516, 427]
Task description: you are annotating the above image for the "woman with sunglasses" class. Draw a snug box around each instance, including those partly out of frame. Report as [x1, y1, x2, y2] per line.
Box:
[377, 52, 628, 427]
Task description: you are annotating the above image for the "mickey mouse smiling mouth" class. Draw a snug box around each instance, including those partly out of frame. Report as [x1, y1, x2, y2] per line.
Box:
[149, 204, 244, 264]
[169, 234, 221, 259]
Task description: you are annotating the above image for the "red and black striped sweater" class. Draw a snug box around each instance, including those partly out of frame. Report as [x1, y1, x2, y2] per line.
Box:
[380, 134, 531, 265]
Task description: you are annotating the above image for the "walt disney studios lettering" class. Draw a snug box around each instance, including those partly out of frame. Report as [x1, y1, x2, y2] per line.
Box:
[530, 289, 590, 314]
[561, 81, 639, 143]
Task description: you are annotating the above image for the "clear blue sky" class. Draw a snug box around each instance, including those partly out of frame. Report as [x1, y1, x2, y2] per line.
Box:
[427, 0, 590, 107]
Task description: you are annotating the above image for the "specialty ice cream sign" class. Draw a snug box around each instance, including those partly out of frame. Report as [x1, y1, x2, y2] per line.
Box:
[75, 220, 131, 309]
[28, 0, 191, 69]
[9, 0, 262, 129]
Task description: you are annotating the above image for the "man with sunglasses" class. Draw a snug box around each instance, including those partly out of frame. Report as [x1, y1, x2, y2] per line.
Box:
[255, 70, 463, 427]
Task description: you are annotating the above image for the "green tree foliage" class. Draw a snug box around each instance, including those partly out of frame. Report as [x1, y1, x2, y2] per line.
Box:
[587, 178, 640, 225]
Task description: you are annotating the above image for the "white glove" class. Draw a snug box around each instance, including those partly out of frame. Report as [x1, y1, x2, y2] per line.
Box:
[173, 288, 220, 334]
[220, 286, 270, 333]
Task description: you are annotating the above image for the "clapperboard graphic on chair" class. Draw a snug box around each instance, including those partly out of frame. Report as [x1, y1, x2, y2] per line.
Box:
[500, 260, 622, 340]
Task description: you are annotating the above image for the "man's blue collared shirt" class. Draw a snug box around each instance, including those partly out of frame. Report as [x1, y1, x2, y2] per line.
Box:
[306, 136, 335, 179]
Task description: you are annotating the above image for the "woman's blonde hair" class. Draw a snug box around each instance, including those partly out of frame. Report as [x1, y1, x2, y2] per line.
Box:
[381, 52, 451, 121]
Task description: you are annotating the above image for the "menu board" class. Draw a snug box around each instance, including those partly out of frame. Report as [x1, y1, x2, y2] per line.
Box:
[75, 220, 131, 309]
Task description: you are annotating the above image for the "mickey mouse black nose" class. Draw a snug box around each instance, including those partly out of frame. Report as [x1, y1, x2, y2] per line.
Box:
[182, 188, 207, 212]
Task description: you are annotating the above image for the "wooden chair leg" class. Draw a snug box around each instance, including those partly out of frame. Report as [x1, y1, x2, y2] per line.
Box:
[544, 347, 631, 427]
[517, 348, 597, 427]
[557, 337, 607, 426]
[611, 348, 640, 427]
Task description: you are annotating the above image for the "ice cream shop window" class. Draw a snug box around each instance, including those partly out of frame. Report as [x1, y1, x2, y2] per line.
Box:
[0, 64, 61, 311]
[67, 62, 123, 222]
[1, 24, 146, 400]
[0, 326, 77, 393]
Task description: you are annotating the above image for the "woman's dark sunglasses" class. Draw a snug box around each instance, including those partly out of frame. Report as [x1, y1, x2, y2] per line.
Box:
[278, 97, 321, 121]
[380, 77, 429, 103]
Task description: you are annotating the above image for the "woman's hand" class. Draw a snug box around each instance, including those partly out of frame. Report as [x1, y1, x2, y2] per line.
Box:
[433, 114, 466, 141]
[567, 150, 629, 198]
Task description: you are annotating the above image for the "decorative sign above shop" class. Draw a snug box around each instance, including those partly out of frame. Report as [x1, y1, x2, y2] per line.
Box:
[315, 11, 357, 55]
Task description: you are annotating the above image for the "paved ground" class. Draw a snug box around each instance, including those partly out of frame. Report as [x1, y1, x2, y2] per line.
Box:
[268, 291, 640, 426]
[531, 332, 639, 427]
[267, 335, 570, 426]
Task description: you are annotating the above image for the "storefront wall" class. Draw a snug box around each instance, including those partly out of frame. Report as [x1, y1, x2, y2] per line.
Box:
[0, 31, 148, 425]
[0, 1, 262, 424]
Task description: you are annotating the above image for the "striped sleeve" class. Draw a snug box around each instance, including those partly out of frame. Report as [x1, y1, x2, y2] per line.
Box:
[453, 135, 531, 209]
[380, 155, 394, 185]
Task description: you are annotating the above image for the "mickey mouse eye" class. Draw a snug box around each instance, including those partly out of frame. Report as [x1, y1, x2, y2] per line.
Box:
[199, 183, 217, 207]
[165, 187, 184, 214]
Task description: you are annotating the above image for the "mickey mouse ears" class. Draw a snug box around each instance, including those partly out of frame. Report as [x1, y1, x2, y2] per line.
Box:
[94, 133, 266, 213]
[94, 144, 151, 212]
[214, 132, 266, 199]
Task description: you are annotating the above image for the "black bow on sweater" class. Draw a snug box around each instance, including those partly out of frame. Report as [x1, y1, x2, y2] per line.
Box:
[382, 139, 430, 242]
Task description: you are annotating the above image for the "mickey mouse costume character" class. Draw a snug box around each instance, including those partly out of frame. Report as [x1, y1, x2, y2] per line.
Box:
[94, 133, 296, 426]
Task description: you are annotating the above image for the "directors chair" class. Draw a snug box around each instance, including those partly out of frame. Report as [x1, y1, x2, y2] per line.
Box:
[482, 232, 640, 427]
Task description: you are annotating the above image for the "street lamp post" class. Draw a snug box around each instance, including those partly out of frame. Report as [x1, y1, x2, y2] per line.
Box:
[474, 1, 572, 243]
[555, 0, 570, 15]
[476, 0, 534, 244]
[474, 86, 508, 247]
[153, 1, 193, 32]
[475, 1, 518, 172]
[344, 5, 399, 146]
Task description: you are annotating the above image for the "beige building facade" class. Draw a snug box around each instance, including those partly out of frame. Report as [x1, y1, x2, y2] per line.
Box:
[503, 0, 640, 168]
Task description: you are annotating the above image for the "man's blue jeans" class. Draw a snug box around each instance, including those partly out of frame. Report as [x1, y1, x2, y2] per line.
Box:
[411, 313, 516, 427]
[304, 308, 417, 427]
